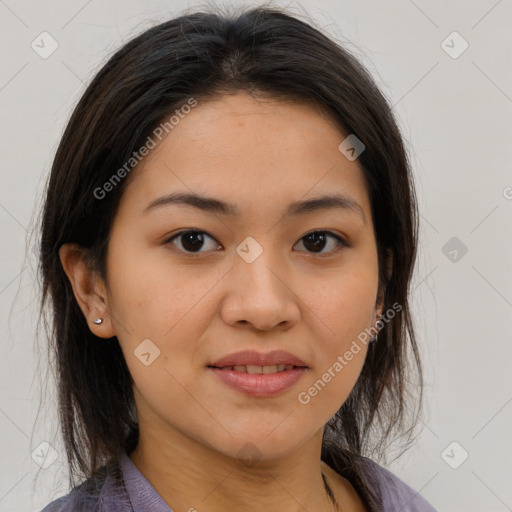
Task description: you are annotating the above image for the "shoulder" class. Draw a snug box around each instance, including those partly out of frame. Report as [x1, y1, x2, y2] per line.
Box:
[39, 459, 131, 512]
[359, 457, 438, 512]
[39, 491, 100, 512]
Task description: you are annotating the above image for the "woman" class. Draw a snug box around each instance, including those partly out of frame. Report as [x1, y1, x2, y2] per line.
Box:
[39, 4, 436, 511]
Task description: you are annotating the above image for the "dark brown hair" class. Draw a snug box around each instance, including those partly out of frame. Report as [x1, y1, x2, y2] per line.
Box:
[38, 3, 423, 509]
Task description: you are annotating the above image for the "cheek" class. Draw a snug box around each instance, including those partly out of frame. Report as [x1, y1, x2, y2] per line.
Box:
[106, 236, 212, 339]
[298, 265, 376, 404]
[298, 334, 368, 419]
[306, 265, 378, 342]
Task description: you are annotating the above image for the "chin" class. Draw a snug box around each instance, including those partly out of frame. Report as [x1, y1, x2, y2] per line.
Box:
[216, 432, 308, 464]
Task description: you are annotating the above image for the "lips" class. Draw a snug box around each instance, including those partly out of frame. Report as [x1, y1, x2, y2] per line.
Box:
[210, 350, 308, 369]
[208, 350, 309, 397]
[208, 350, 308, 397]
[223, 364, 295, 374]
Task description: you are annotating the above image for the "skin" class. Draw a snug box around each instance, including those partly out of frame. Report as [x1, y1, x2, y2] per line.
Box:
[60, 91, 389, 512]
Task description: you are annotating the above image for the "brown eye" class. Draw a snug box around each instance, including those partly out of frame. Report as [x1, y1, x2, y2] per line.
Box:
[165, 230, 221, 255]
[295, 231, 350, 254]
[164, 229, 350, 257]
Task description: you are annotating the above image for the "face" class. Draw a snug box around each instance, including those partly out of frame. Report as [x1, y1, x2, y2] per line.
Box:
[101, 91, 382, 461]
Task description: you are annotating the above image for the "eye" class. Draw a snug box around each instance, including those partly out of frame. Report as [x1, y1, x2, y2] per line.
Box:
[165, 230, 221, 255]
[294, 230, 350, 254]
[164, 229, 350, 256]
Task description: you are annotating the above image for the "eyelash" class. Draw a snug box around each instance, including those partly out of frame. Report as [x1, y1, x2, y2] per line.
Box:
[164, 229, 351, 257]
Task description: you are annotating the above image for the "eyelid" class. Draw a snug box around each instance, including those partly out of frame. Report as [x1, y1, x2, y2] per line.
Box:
[164, 229, 351, 255]
[163, 229, 220, 256]
[301, 229, 351, 247]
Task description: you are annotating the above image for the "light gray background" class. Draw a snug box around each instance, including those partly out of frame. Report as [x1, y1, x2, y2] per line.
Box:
[0, 0, 511, 511]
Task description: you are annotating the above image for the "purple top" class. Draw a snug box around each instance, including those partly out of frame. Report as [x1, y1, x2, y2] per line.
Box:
[40, 451, 437, 511]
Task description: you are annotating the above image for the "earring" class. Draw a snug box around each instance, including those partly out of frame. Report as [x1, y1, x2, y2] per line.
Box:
[92, 317, 103, 325]
[371, 313, 383, 343]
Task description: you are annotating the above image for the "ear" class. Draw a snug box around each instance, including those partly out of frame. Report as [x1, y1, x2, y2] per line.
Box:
[59, 243, 116, 339]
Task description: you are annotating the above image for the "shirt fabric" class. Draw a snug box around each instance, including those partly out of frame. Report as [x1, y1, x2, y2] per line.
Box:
[40, 451, 437, 511]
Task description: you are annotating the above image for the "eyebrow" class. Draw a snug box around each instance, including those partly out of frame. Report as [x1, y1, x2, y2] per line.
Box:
[144, 191, 366, 224]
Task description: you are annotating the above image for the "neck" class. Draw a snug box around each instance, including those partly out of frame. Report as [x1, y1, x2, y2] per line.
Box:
[129, 429, 338, 512]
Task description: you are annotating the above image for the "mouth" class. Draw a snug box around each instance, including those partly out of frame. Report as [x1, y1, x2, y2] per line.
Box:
[209, 349, 308, 369]
[207, 351, 309, 397]
[208, 364, 304, 374]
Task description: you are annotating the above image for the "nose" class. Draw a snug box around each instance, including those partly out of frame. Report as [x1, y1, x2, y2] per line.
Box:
[220, 247, 301, 332]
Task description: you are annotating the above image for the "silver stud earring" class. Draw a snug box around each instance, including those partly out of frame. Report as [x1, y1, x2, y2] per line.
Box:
[92, 318, 103, 325]
[371, 313, 383, 343]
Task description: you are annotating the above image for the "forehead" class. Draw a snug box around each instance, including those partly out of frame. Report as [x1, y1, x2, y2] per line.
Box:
[119, 92, 372, 222]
